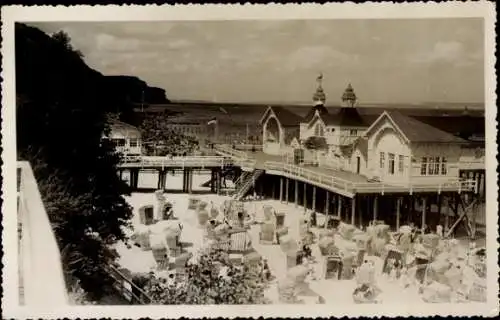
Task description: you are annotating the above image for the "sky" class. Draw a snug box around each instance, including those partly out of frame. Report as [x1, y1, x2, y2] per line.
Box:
[31, 18, 484, 104]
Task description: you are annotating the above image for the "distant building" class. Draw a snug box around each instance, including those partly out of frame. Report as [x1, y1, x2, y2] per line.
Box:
[165, 117, 210, 138]
[166, 115, 262, 145]
[105, 118, 142, 155]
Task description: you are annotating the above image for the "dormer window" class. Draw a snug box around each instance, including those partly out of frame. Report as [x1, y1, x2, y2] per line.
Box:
[314, 123, 324, 137]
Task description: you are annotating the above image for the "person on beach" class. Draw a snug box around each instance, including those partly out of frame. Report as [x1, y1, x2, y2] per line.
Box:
[436, 225, 443, 238]
[310, 211, 317, 227]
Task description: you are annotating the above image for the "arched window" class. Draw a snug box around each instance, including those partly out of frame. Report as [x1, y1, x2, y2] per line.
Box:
[314, 123, 324, 137]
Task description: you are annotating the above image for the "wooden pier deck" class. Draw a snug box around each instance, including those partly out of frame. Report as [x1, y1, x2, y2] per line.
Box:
[213, 145, 478, 198]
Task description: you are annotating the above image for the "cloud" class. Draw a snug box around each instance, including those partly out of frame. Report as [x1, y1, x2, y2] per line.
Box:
[94, 33, 142, 52]
[167, 39, 194, 49]
[409, 41, 481, 67]
[284, 45, 357, 71]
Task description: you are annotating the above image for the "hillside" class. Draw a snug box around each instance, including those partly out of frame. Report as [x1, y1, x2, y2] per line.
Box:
[16, 23, 169, 118]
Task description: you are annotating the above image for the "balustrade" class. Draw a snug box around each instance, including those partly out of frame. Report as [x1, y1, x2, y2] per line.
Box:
[264, 161, 477, 195]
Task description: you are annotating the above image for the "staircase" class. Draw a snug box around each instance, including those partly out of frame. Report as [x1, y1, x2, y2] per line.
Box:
[200, 167, 235, 188]
[232, 169, 264, 200]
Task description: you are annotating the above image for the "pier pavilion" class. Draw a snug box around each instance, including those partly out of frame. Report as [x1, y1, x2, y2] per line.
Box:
[117, 79, 485, 238]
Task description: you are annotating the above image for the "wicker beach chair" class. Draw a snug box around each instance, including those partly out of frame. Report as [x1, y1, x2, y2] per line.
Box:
[138, 205, 155, 226]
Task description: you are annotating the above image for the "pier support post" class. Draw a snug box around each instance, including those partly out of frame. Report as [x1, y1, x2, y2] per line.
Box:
[157, 170, 162, 190]
[396, 197, 401, 231]
[128, 169, 133, 188]
[325, 191, 330, 228]
[444, 196, 449, 233]
[337, 195, 342, 219]
[351, 196, 356, 225]
[437, 193, 442, 229]
[131, 168, 139, 190]
[421, 197, 427, 233]
[182, 169, 188, 193]
[295, 180, 299, 208]
[285, 178, 289, 203]
[157, 170, 163, 190]
[188, 169, 193, 194]
[358, 196, 363, 229]
[279, 177, 284, 203]
[271, 177, 276, 199]
[303, 183, 307, 213]
[312, 186, 316, 212]
[373, 195, 379, 222]
[216, 169, 222, 195]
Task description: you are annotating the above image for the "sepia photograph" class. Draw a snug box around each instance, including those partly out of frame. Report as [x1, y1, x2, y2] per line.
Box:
[1, 3, 497, 319]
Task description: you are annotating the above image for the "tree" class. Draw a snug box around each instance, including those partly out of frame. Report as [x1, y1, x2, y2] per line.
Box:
[51, 31, 84, 58]
[304, 136, 328, 150]
[140, 113, 199, 156]
[142, 247, 271, 305]
[16, 23, 133, 300]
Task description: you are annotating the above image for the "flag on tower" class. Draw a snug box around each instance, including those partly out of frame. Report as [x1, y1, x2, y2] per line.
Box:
[317, 73, 323, 82]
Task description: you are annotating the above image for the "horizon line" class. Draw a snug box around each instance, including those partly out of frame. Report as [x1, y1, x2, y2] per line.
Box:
[153, 99, 486, 108]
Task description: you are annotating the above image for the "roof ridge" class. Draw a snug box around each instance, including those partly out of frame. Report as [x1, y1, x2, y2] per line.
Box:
[386, 110, 466, 143]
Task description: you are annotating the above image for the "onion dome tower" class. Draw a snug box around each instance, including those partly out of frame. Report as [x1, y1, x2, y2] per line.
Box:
[304, 73, 329, 122]
[337, 83, 365, 127]
[341, 83, 357, 108]
[312, 73, 327, 106]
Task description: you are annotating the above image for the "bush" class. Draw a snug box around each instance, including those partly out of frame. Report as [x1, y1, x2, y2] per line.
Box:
[143, 247, 271, 304]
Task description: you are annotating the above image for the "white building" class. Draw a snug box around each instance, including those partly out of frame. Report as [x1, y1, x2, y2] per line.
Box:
[260, 77, 481, 187]
[347, 110, 468, 184]
[261, 80, 369, 165]
[106, 118, 142, 155]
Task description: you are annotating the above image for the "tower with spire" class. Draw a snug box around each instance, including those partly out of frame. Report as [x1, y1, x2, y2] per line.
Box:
[312, 73, 326, 106]
[341, 83, 357, 108]
[303, 73, 329, 123]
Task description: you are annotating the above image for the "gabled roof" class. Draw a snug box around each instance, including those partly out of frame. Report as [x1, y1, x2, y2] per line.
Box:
[284, 127, 300, 144]
[303, 105, 367, 127]
[108, 118, 140, 132]
[354, 137, 368, 158]
[303, 105, 329, 123]
[307, 113, 327, 129]
[330, 107, 367, 127]
[365, 110, 467, 144]
[260, 106, 302, 127]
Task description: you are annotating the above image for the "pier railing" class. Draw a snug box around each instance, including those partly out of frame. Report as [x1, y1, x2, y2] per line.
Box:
[264, 161, 355, 197]
[122, 155, 233, 168]
[213, 144, 249, 159]
[232, 144, 263, 152]
[264, 161, 477, 196]
[17, 161, 68, 307]
[212, 144, 257, 169]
